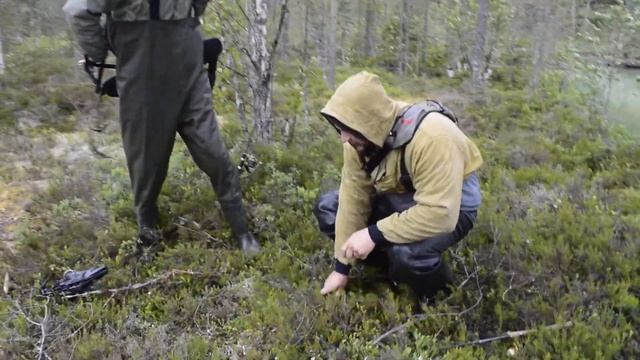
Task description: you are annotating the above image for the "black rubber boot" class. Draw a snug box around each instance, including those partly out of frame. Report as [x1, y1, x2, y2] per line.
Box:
[387, 245, 454, 301]
[237, 233, 260, 256]
[219, 199, 260, 256]
[410, 259, 454, 299]
[132, 226, 163, 263]
[138, 226, 162, 248]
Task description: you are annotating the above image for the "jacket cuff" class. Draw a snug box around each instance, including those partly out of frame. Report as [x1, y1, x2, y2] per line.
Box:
[334, 259, 352, 275]
[368, 224, 391, 246]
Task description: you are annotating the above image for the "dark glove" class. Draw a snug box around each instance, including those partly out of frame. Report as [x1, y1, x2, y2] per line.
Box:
[41, 266, 108, 296]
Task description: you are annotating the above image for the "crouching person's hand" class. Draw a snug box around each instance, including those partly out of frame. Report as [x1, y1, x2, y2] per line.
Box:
[320, 271, 348, 295]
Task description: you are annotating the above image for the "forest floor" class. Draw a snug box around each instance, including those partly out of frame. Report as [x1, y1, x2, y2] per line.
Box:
[1, 50, 638, 358]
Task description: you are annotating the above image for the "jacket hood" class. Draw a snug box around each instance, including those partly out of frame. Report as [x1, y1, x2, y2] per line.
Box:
[321, 72, 405, 148]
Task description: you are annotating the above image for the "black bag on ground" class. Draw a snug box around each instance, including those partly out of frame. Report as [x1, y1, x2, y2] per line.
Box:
[41, 266, 108, 296]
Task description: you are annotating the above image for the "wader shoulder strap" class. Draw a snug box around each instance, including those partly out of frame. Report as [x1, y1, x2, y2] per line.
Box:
[363, 100, 457, 180]
[149, 0, 160, 20]
[400, 146, 414, 192]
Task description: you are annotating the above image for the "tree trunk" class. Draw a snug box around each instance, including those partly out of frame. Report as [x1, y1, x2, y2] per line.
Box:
[364, 0, 376, 58]
[327, 0, 338, 88]
[451, 0, 472, 73]
[471, 0, 489, 88]
[399, 0, 410, 74]
[584, 0, 592, 33]
[280, 4, 290, 61]
[248, 0, 273, 142]
[0, 27, 5, 75]
[312, 0, 327, 79]
[529, 4, 551, 89]
[244, 0, 289, 143]
[227, 54, 250, 138]
[571, 0, 577, 37]
[416, 0, 429, 73]
[302, 0, 311, 122]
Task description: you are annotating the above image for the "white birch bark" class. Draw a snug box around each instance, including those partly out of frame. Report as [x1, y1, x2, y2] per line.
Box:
[246, 0, 289, 142]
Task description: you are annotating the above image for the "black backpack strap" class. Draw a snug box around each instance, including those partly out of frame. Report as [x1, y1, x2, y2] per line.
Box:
[368, 100, 459, 183]
[399, 146, 415, 192]
[149, 0, 160, 20]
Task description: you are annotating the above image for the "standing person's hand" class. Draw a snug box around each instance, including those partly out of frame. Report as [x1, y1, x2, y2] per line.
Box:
[320, 271, 349, 295]
[342, 228, 375, 260]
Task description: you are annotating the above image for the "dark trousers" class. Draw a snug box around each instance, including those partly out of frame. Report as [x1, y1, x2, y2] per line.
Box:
[314, 190, 477, 298]
[108, 18, 249, 237]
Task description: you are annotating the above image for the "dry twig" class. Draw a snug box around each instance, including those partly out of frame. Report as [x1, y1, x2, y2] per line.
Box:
[14, 297, 51, 360]
[37, 297, 50, 360]
[441, 321, 574, 350]
[61, 269, 207, 299]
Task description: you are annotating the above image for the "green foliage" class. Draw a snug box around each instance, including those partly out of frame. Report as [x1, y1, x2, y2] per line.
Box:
[1, 12, 639, 359]
[0, 35, 98, 132]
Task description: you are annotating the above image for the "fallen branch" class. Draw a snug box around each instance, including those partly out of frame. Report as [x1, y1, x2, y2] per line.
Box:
[441, 321, 574, 350]
[373, 311, 461, 345]
[61, 270, 207, 299]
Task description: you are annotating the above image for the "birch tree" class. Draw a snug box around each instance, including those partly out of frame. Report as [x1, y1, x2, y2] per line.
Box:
[311, 0, 327, 81]
[301, 0, 311, 122]
[471, 0, 490, 88]
[529, 2, 552, 89]
[416, 0, 430, 73]
[279, 5, 290, 61]
[364, 0, 376, 58]
[237, 0, 289, 142]
[399, 0, 410, 74]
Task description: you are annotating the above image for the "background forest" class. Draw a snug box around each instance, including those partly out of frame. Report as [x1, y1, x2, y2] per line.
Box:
[0, 0, 639, 358]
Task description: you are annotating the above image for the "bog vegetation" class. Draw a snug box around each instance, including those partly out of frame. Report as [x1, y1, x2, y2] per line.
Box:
[0, 0, 638, 359]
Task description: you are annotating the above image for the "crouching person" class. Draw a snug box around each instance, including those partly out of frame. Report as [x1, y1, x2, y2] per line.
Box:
[314, 72, 483, 299]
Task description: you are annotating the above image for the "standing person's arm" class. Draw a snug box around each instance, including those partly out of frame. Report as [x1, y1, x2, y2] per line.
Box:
[62, 0, 109, 62]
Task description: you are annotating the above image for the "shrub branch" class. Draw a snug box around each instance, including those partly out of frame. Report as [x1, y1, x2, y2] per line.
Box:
[441, 321, 574, 350]
[61, 269, 208, 299]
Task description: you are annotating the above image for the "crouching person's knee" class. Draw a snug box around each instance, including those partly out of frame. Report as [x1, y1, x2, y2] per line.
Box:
[313, 190, 339, 239]
[387, 245, 454, 299]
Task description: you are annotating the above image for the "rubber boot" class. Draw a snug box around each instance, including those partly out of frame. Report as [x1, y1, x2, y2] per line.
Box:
[410, 259, 454, 299]
[237, 232, 260, 256]
[220, 204, 261, 256]
[388, 246, 454, 301]
[138, 226, 162, 248]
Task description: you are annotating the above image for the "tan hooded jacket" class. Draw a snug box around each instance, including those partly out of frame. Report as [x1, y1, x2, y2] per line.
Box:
[321, 72, 483, 266]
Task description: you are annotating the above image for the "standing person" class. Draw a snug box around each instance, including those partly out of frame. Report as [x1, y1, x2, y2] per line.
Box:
[63, 0, 260, 255]
[314, 72, 483, 298]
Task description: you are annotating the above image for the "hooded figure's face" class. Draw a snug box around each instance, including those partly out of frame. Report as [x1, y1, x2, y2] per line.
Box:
[320, 71, 403, 158]
[323, 113, 376, 156]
